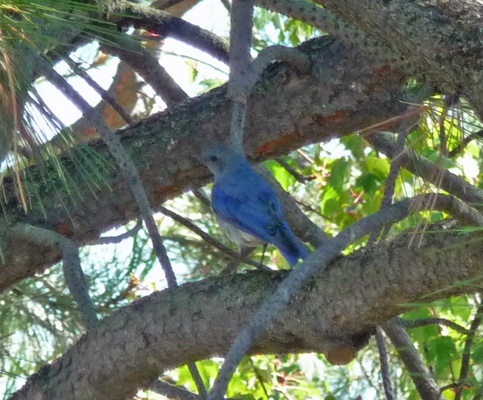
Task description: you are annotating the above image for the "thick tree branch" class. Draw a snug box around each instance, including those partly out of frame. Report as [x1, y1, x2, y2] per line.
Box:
[100, 34, 189, 106]
[317, 0, 483, 116]
[255, 0, 395, 64]
[9, 224, 483, 400]
[103, 0, 230, 64]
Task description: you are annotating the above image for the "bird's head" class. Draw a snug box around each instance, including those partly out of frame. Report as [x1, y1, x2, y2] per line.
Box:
[201, 144, 245, 176]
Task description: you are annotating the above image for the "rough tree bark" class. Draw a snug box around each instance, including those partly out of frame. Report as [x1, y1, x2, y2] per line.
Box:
[317, 0, 483, 114]
[9, 227, 483, 400]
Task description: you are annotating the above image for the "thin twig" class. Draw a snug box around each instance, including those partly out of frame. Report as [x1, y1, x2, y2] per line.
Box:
[29, 86, 67, 130]
[85, 219, 143, 246]
[228, 0, 254, 98]
[297, 149, 314, 164]
[275, 157, 314, 184]
[381, 124, 414, 207]
[438, 95, 460, 157]
[455, 299, 483, 400]
[248, 358, 270, 399]
[398, 317, 472, 335]
[188, 363, 208, 399]
[37, 55, 215, 397]
[294, 198, 330, 220]
[158, 205, 267, 269]
[447, 129, 483, 158]
[368, 122, 413, 244]
[383, 319, 444, 400]
[220, 246, 270, 274]
[149, 379, 238, 400]
[440, 382, 470, 392]
[226, 0, 253, 147]
[192, 188, 211, 207]
[375, 327, 396, 400]
[366, 131, 483, 207]
[149, 379, 200, 400]
[62, 61, 133, 144]
[39, 55, 211, 396]
[228, 100, 248, 148]
[64, 57, 134, 125]
[10, 223, 98, 329]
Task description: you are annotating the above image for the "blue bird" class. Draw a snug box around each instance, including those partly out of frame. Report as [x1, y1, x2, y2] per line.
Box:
[202, 145, 309, 267]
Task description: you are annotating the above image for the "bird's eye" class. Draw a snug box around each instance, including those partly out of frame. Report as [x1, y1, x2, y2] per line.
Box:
[209, 155, 219, 162]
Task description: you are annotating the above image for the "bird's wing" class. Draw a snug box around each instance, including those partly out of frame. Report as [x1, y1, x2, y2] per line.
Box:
[212, 182, 284, 244]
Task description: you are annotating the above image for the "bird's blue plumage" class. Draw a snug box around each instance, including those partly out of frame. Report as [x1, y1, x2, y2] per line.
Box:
[203, 145, 308, 267]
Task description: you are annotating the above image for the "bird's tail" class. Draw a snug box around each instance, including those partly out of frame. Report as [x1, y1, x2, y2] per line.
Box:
[278, 233, 311, 268]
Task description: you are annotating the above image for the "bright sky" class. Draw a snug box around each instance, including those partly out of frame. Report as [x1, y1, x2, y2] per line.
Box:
[35, 0, 229, 130]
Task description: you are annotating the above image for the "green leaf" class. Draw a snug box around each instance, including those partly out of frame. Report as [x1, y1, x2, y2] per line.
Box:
[176, 364, 191, 387]
[265, 159, 294, 190]
[321, 185, 340, 215]
[472, 341, 483, 363]
[195, 360, 220, 387]
[340, 135, 365, 159]
[408, 388, 422, 400]
[365, 156, 390, 178]
[189, 63, 198, 84]
[273, 13, 282, 30]
[355, 171, 380, 194]
[427, 336, 457, 375]
[198, 78, 225, 91]
[441, 386, 456, 400]
[329, 158, 350, 191]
